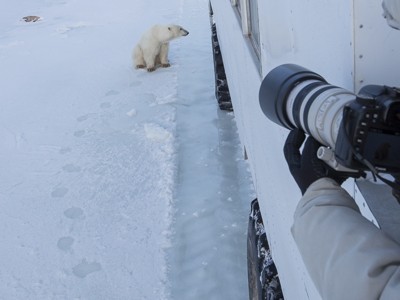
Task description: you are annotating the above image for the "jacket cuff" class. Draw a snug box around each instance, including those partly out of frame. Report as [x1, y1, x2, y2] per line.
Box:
[296, 177, 359, 219]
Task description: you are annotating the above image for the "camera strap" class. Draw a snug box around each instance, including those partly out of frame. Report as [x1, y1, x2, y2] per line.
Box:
[342, 108, 400, 196]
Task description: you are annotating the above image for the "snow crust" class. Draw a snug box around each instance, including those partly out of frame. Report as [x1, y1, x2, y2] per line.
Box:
[0, 0, 254, 299]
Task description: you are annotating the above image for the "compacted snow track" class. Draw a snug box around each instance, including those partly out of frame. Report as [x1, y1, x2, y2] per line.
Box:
[167, 1, 254, 299]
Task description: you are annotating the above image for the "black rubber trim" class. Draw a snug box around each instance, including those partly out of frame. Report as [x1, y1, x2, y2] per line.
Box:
[292, 81, 327, 129]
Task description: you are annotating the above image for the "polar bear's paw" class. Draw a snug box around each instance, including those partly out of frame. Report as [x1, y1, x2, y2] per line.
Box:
[136, 64, 146, 69]
[147, 67, 156, 72]
[161, 63, 171, 68]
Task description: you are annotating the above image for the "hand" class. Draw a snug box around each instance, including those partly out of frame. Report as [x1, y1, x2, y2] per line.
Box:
[284, 129, 349, 194]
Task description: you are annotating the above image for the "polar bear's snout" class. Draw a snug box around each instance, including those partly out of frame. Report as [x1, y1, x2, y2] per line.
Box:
[180, 28, 189, 36]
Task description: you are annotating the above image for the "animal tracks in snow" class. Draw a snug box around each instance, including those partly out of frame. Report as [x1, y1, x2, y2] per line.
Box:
[105, 90, 120, 97]
[47, 58, 178, 282]
[57, 236, 74, 252]
[58, 206, 102, 279]
[59, 147, 72, 155]
[63, 207, 84, 220]
[51, 186, 69, 198]
[62, 163, 81, 173]
[73, 130, 86, 138]
[100, 102, 111, 109]
[76, 114, 90, 122]
[72, 259, 102, 278]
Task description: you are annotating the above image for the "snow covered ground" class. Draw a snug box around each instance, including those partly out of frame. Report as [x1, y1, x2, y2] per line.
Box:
[0, 0, 254, 299]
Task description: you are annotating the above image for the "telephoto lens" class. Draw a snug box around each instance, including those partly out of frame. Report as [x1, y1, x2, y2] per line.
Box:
[259, 64, 356, 149]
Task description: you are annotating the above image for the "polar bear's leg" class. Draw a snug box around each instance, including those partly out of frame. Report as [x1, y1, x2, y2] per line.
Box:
[159, 43, 170, 68]
[143, 49, 157, 72]
[133, 45, 146, 69]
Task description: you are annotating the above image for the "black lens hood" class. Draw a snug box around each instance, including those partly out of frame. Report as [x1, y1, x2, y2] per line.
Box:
[259, 64, 326, 129]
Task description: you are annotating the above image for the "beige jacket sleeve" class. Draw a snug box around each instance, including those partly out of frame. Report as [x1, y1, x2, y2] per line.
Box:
[292, 177, 400, 300]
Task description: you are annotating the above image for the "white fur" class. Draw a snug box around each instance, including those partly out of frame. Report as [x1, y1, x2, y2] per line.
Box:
[133, 24, 189, 72]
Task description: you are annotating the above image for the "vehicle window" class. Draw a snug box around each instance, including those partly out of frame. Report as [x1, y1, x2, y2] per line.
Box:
[248, 0, 260, 56]
[231, 0, 260, 61]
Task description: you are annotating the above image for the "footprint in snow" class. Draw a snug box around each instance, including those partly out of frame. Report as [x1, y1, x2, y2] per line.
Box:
[74, 130, 85, 137]
[51, 187, 69, 198]
[76, 114, 90, 122]
[59, 147, 72, 155]
[72, 259, 102, 278]
[63, 207, 84, 220]
[57, 236, 74, 252]
[100, 102, 111, 109]
[105, 90, 119, 97]
[62, 164, 81, 173]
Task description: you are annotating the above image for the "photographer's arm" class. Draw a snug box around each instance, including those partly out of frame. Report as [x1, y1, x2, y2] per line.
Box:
[292, 177, 400, 300]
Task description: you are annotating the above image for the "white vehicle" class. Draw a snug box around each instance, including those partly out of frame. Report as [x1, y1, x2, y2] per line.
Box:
[209, 1, 400, 299]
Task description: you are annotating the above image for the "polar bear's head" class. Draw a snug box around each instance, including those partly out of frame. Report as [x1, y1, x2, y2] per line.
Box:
[167, 25, 189, 38]
[154, 24, 189, 43]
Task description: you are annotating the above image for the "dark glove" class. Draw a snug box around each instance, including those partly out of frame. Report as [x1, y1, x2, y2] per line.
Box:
[284, 129, 349, 194]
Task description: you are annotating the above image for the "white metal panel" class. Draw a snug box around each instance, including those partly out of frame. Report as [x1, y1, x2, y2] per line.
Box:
[259, 0, 355, 90]
[354, 0, 400, 91]
[211, 1, 320, 298]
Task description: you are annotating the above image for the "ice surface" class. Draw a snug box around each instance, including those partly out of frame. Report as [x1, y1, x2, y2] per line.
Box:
[0, 0, 254, 299]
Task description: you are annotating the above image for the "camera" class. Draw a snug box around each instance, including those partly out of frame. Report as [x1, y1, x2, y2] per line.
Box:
[259, 64, 400, 184]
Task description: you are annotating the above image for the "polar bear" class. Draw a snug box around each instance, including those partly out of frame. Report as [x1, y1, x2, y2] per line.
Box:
[133, 24, 189, 72]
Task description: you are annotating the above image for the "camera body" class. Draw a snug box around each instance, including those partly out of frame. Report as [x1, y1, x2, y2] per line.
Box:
[259, 64, 400, 175]
[335, 85, 400, 174]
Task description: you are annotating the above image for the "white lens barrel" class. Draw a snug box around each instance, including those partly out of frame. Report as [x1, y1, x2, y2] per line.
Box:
[285, 80, 321, 128]
[260, 64, 357, 150]
[306, 88, 355, 148]
[286, 80, 356, 148]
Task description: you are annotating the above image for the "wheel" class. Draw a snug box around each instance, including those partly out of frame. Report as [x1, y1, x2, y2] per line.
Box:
[247, 199, 284, 300]
[248, 214, 263, 300]
[209, 5, 233, 111]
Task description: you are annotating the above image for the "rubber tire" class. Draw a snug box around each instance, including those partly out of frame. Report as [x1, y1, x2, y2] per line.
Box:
[247, 208, 263, 300]
[247, 199, 284, 300]
[209, 8, 233, 111]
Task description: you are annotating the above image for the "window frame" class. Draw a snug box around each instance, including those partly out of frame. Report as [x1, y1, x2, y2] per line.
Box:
[232, 0, 260, 59]
[231, 0, 241, 16]
[247, 0, 261, 58]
